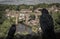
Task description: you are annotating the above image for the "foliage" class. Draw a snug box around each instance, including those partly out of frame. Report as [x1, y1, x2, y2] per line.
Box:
[0, 11, 6, 24]
[29, 14, 36, 20]
[52, 11, 60, 31]
[0, 3, 60, 11]
[32, 26, 38, 33]
[0, 19, 12, 38]
[0, 5, 7, 11]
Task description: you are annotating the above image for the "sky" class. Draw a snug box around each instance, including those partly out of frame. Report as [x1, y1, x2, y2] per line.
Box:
[0, 0, 60, 5]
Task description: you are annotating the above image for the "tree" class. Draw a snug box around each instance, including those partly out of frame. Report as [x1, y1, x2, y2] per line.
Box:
[52, 11, 60, 31]
[29, 14, 36, 21]
[0, 19, 11, 39]
[0, 11, 6, 24]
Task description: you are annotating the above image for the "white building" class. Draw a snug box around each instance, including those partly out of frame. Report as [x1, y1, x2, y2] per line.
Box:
[19, 13, 25, 20]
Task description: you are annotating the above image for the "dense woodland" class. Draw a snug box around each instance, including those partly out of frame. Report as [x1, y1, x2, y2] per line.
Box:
[0, 3, 60, 39]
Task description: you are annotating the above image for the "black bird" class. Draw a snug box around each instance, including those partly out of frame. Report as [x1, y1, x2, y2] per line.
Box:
[6, 24, 16, 39]
[39, 8, 56, 39]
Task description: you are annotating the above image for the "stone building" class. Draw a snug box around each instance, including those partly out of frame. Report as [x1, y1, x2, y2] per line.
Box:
[5, 8, 41, 26]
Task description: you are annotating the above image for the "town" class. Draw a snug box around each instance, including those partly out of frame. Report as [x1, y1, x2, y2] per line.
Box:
[4, 5, 60, 34]
[0, 3, 60, 39]
[5, 5, 60, 26]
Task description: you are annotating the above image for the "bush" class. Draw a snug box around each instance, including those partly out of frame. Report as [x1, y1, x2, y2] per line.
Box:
[0, 19, 12, 39]
[52, 11, 60, 31]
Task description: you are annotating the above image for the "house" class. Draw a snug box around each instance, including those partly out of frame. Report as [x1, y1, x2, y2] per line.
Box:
[5, 9, 40, 26]
[49, 5, 59, 12]
[19, 13, 25, 20]
[34, 8, 42, 13]
[5, 9, 19, 18]
[20, 9, 32, 13]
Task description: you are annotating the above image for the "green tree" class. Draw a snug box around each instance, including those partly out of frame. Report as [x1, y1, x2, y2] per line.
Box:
[0, 19, 11, 38]
[52, 11, 60, 31]
[0, 11, 6, 24]
[29, 14, 36, 20]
